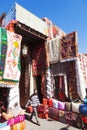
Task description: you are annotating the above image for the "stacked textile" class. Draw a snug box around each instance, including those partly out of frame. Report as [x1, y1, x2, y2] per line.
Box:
[42, 98, 82, 128]
[37, 104, 49, 119]
[49, 107, 59, 121]
[0, 115, 26, 130]
[7, 115, 26, 130]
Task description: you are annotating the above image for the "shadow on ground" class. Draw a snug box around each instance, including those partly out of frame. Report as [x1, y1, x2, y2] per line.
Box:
[25, 113, 40, 126]
[59, 125, 70, 130]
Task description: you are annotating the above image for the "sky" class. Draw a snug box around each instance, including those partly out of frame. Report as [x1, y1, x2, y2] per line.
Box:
[0, 0, 87, 54]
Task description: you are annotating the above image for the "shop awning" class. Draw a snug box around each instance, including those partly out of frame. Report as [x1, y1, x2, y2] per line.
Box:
[15, 21, 48, 44]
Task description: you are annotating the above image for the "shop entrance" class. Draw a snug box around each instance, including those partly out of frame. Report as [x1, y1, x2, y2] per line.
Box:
[34, 75, 43, 103]
[15, 22, 47, 107]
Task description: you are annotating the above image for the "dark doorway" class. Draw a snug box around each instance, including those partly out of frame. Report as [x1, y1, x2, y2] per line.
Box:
[54, 75, 66, 101]
[35, 75, 43, 103]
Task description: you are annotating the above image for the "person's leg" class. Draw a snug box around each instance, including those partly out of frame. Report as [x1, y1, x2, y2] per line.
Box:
[34, 108, 40, 125]
[30, 109, 34, 120]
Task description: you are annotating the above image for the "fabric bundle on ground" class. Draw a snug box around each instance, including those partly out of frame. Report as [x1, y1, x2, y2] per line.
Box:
[48, 107, 59, 121]
[84, 98, 87, 104]
[58, 110, 66, 123]
[81, 115, 87, 123]
[47, 98, 53, 107]
[58, 101, 65, 111]
[79, 104, 87, 116]
[7, 115, 25, 126]
[10, 120, 26, 130]
[65, 111, 81, 128]
[65, 102, 72, 111]
[42, 98, 48, 106]
[71, 102, 81, 113]
[37, 104, 49, 119]
[52, 99, 58, 109]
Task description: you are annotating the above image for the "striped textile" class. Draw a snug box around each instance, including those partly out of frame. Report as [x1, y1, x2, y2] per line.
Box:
[46, 68, 53, 98]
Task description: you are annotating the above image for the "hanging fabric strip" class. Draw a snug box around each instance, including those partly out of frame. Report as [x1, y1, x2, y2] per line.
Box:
[59, 76, 62, 89]
[3, 31, 22, 82]
[0, 28, 7, 80]
[64, 74, 68, 98]
[46, 68, 53, 98]
[75, 54, 87, 100]
[47, 37, 60, 63]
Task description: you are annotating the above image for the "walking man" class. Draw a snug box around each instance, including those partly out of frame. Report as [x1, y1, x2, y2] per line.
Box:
[25, 89, 40, 126]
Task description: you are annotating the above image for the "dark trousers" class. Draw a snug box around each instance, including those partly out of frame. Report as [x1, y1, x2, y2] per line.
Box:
[30, 107, 39, 123]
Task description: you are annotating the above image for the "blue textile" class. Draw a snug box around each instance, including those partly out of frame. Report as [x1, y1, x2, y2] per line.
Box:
[0, 121, 7, 128]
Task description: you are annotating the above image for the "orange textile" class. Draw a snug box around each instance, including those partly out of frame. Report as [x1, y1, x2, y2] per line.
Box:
[10, 121, 26, 130]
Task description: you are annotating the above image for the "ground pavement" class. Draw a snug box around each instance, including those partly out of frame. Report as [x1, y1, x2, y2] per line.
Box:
[25, 112, 81, 130]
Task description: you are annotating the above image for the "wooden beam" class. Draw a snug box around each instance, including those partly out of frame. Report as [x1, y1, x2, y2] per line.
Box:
[15, 22, 48, 41]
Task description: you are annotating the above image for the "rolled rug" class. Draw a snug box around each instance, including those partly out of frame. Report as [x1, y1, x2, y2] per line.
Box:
[7, 115, 25, 126]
